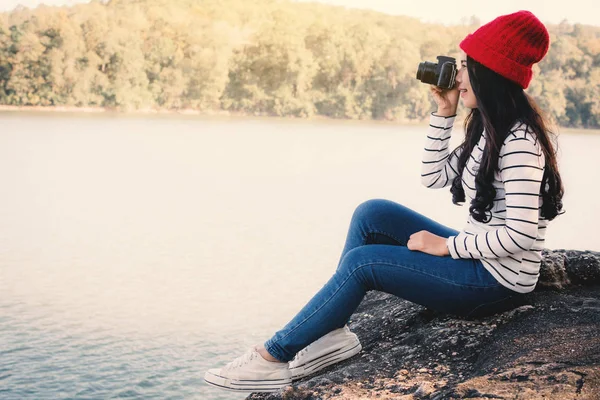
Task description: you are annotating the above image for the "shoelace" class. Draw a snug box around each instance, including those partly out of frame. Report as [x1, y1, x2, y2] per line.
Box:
[224, 349, 257, 370]
[292, 327, 349, 361]
[293, 344, 311, 360]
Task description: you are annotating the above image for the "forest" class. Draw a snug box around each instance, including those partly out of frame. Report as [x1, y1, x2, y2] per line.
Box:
[0, 0, 599, 127]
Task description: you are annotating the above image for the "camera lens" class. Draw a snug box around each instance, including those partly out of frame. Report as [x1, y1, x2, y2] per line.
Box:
[416, 62, 438, 85]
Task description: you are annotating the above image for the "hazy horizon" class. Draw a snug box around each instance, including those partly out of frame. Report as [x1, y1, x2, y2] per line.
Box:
[1, 0, 598, 27]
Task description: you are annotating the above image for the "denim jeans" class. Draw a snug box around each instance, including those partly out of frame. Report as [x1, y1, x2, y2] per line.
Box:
[264, 199, 522, 362]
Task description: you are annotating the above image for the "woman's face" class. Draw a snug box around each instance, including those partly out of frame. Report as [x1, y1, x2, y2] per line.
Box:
[457, 53, 478, 109]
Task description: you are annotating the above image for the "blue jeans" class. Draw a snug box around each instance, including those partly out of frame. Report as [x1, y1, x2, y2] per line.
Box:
[264, 199, 522, 362]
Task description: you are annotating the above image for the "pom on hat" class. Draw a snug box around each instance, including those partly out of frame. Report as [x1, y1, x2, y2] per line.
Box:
[459, 10, 550, 89]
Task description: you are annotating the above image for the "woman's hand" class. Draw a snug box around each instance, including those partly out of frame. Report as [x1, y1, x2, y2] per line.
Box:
[407, 230, 450, 257]
[429, 84, 459, 117]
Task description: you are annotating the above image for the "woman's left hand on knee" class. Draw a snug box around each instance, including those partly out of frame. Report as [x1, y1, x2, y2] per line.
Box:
[407, 230, 450, 257]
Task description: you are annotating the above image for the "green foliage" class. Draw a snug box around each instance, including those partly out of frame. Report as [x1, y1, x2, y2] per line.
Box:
[0, 0, 598, 127]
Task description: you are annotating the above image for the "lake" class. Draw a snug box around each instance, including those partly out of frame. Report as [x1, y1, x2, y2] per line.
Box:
[0, 112, 597, 399]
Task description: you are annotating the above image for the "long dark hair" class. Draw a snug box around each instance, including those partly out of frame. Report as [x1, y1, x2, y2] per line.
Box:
[450, 56, 564, 222]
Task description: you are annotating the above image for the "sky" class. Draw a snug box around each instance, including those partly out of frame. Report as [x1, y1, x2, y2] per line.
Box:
[0, 0, 598, 27]
[294, 0, 599, 26]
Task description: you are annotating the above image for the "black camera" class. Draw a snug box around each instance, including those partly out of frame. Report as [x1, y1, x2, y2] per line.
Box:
[416, 56, 457, 89]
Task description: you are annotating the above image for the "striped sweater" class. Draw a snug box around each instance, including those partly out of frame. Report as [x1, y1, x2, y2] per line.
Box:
[421, 113, 548, 294]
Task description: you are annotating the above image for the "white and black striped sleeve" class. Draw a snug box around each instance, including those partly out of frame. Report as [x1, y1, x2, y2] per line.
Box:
[446, 134, 545, 259]
[421, 113, 461, 189]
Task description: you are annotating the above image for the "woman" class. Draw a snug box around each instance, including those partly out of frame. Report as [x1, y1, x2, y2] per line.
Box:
[204, 10, 564, 393]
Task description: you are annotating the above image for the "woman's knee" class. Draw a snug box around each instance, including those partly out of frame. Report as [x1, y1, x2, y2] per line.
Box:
[337, 247, 370, 282]
[352, 198, 399, 223]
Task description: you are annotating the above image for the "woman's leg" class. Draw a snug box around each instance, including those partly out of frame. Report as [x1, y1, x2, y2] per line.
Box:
[336, 199, 459, 271]
[265, 243, 515, 362]
[258, 198, 433, 363]
[264, 199, 516, 362]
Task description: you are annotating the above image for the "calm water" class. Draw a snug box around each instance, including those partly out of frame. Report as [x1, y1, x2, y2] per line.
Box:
[0, 112, 598, 400]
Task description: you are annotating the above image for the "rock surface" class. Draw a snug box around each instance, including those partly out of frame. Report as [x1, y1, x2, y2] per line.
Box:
[247, 249, 600, 400]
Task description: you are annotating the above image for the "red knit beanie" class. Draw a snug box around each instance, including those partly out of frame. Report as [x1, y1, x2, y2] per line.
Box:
[459, 10, 550, 89]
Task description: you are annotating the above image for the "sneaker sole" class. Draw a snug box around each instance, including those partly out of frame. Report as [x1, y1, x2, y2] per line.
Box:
[290, 340, 362, 380]
[204, 371, 292, 393]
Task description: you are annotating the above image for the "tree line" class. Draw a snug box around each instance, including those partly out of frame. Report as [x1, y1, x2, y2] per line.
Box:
[0, 0, 598, 128]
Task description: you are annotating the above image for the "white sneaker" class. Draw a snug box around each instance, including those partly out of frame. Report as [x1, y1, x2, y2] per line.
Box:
[204, 347, 292, 393]
[288, 326, 362, 380]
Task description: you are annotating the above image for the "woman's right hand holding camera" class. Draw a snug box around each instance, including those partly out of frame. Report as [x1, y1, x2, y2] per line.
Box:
[430, 84, 459, 117]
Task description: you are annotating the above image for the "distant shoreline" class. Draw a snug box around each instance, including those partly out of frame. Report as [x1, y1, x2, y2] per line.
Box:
[0, 105, 597, 132]
[0, 105, 226, 116]
[0, 105, 425, 125]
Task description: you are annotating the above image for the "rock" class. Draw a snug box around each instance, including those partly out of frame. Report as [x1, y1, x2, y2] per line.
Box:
[247, 250, 600, 400]
[413, 381, 434, 398]
[538, 249, 600, 289]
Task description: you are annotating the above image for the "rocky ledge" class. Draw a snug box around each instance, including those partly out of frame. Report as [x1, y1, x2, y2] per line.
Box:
[248, 249, 600, 400]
